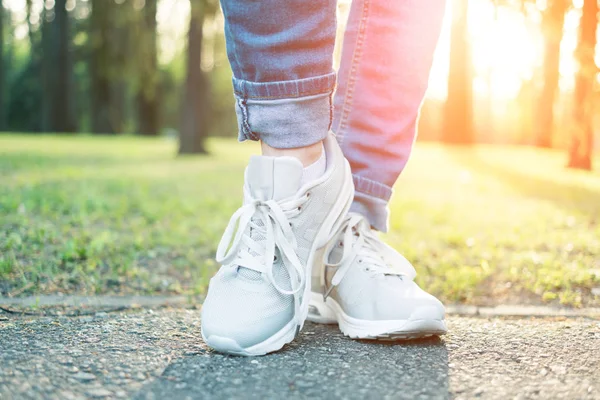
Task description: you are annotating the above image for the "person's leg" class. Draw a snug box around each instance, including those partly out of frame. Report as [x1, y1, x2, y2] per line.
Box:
[202, 0, 355, 356]
[221, 0, 337, 164]
[334, 0, 446, 232]
[308, 0, 448, 339]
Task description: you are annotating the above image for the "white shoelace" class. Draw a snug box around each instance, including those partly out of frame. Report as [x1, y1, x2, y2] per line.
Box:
[216, 194, 309, 316]
[323, 214, 416, 299]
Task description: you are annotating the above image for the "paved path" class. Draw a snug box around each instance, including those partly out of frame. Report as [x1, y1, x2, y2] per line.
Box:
[1, 309, 599, 399]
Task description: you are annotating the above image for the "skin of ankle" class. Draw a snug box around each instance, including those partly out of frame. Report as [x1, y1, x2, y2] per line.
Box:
[260, 141, 324, 167]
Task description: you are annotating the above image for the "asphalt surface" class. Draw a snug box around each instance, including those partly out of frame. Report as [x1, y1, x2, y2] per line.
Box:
[1, 309, 599, 399]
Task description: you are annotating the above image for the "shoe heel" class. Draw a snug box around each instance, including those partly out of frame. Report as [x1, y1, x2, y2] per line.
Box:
[307, 292, 337, 324]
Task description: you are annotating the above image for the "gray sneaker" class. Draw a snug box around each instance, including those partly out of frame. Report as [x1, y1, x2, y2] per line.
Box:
[201, 133, 354, 356]
[308, 213, 447, 340]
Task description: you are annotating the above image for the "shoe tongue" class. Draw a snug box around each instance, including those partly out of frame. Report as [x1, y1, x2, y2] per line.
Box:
[237, 155, 303, 281]
[246, 156, 303, 201]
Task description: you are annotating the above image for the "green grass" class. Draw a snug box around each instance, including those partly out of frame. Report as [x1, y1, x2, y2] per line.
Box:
[1, 134, 599, 307]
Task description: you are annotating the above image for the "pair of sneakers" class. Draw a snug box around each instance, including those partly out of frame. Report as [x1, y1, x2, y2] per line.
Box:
[201, 134, 446, 356]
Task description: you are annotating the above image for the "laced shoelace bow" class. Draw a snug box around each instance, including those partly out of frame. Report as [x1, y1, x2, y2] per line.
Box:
[216, 193, 310, 315]
[322, 214, 417, 299]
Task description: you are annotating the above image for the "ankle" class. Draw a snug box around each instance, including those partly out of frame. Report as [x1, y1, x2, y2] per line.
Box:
[260, 141, 324, 167]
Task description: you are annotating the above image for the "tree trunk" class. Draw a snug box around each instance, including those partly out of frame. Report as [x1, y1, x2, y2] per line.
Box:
[137, 0, 160, 136]
[568, 0, 597, 170]
[179, 0, 209, 154]
[110, 0, 133, 133]
[443, 0, 473, 144]
[0, 4, 5, 131]
[26, 0, 34, 46]
[90, 0, 114, 134]
[52, 0, 76, 132]
[40, 8, 54, 131]
[24, 0, 44, 132]
[535, 0, 566, 148]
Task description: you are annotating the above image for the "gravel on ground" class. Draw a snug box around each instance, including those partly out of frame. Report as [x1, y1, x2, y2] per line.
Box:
[1, 309, 599, 399]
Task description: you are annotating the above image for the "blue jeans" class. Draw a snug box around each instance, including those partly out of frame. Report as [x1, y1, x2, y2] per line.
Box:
[221, 0, 445, 231]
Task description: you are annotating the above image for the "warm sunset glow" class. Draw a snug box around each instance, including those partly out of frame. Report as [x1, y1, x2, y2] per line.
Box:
[469, 2, 539, 98]
[427, 0, 595, 100]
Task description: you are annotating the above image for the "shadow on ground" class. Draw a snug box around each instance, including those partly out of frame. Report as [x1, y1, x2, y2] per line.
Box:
[135, 323, 449, 399]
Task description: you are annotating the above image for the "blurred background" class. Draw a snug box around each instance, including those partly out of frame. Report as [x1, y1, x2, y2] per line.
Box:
[1, 0, 599, 307]
[0, 0, 598, 166]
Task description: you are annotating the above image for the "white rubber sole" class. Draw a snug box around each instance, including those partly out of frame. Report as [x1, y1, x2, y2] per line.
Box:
[308, 292, 447, 340]
[201, 159, 354, 356]
[201, 318, 297, 356]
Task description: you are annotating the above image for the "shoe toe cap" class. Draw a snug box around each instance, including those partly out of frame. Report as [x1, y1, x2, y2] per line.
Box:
[202, 308, 293, 350]
[384, 281, 445, 320]
[343, 279, 445, 321]
[200, 277, 294, 350]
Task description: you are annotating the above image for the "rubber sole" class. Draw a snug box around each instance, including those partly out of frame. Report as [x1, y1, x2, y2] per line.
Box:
[201, 318, 297, 356]
[308, 292, 447, 340]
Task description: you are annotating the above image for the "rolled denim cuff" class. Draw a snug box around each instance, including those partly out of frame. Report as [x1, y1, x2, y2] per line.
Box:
[350, 175, 393, 232]
[233, 73, 336, 149]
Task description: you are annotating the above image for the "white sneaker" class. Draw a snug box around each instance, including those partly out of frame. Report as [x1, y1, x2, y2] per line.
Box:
[308, 213, 447, 340]
[201, 134, 354, 356]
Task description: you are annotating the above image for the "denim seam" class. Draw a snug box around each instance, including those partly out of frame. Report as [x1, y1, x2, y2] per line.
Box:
[335, 0, 370, 146]
[233, 73, 336, 100]
[233, 90, 334, 101]
[328, 90, 334, 131]
[353, 175, 392, 202]
[237, 92, 258, 141]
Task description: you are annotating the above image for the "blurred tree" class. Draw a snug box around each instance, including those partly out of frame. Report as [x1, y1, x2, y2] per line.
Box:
[50, 0, 76, 132]
[25, 0, 34, 45]
[136, 0, 160, 136]
[90, 0, 114, 133]
[205, 27, 237, 138]
[444, 0, 473, 144]
[70, 0, 94, 132]
[0, 2, 5, 131]
[41, 7, 56, 131]
[568, 0, 597, 170]
[7, 0, 43, 131]
[179, 0, 216, 154]
[109, 0, 134, 134]
[535, 0, 567, 148]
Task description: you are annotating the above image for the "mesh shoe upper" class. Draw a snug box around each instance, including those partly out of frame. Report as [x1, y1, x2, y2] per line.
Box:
[320, 213, 445, 321]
